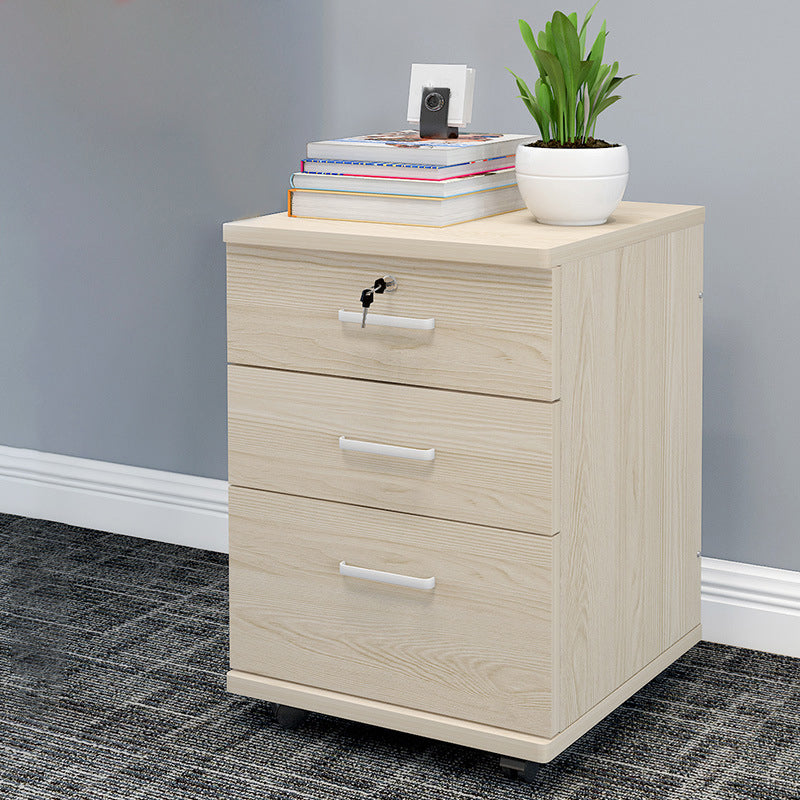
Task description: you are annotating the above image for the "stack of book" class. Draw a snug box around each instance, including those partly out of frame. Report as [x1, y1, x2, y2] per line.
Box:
[288, 131, 535, 227]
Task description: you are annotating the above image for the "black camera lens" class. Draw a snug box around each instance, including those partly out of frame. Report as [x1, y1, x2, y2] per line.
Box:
[424, 91, 445, 112]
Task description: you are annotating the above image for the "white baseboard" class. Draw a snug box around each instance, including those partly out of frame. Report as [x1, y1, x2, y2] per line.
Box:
[0, 445, 228, 552]
[701, 557, 800, 658]
[0, 445, 798, 657]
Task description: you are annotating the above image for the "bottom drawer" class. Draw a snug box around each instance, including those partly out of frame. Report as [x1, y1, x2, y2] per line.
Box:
[229, 487, 559, 737]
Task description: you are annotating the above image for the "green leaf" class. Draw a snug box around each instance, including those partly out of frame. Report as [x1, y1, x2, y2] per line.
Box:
[518, 95, 545, 131]
[575, 58, 594, 87]
[509, 69, 536, 105]
[592, 60, 618, 106]
[518, 19, 539, 60]
[552, 11, 581, 73]
[602, 74, 634, 104]
[509, 69, 549, 139]
[551, 11, 581, 139]
[593, 93, 622, 117]
[579, 1, 599, 41]
[570, 59, 592, 140]
[535, 77, 554, 120]
[578, 1, 599, 58]
[586, 20, 607, 91]
[534, 48, 568, 142]
[582, 84, 590, 139]
[544, 20, 555, 52]
[513, 6, 633, 145]
[528, 46, 552, 84]
[515, 93, 535, 115]
[519, 20, 552, 83]
[608, 74, 635, 91]
[522, 97, 549, 140]
[594, 62, 610, 92]
[586, 94, 621, 133]
[534, 78, 554, 139]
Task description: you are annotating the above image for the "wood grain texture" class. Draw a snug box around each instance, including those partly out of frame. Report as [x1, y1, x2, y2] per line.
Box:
[228, 366, 558, 535]
[223, 202, 705, 269]
[227, 626, 700, 763]
[229, 487, 559, 736]
[227, 246, 558, 401]
[224, 205, 705, 761]
[558, 226, 703, 726]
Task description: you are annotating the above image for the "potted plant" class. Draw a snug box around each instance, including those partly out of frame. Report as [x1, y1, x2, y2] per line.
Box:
[510, 4, 633, 225]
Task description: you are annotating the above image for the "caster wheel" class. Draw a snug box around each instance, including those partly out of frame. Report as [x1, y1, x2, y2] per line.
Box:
[274, 704, 309, 730]
[499, 757, 541, 784]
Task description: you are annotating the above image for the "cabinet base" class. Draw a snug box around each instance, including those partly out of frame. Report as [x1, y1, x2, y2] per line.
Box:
[228, 625, 700, 763]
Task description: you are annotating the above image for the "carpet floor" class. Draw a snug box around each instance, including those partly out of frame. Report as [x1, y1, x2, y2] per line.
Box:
[1, 513, 798, 799]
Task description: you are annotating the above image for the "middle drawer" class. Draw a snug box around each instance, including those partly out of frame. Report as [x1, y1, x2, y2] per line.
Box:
[229, 365, 558, 535]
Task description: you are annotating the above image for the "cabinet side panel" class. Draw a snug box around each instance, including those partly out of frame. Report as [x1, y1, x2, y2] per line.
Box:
[663, 226, 703, 641]
[558, 227, 703, 725]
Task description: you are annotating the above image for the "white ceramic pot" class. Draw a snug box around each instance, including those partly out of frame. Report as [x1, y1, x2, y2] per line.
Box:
[515, 142, 629, 226]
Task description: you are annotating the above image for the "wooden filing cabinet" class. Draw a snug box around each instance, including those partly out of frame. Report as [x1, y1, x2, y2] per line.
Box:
[223, 202, 704, 774]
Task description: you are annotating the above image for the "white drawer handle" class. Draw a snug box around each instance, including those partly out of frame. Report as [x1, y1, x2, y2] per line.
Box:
[338, 309, 435, 330]
[339, 436, 435, 462]
[339, 561, 435, 591]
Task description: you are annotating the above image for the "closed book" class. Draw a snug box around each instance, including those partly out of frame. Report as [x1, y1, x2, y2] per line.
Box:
[306, 131, 535, 166]
[287, 184, 524, 227]
[290, 169, 516, 198]
[301, 154, 516, 179]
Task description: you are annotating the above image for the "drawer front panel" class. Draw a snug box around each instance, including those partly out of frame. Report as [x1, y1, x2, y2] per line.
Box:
[229, 487, 558, 737]
[228, 366, 558, 535]
[227, 246, 559, 401]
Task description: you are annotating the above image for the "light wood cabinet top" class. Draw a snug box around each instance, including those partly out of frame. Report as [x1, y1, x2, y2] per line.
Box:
[223, 201, 704, 269]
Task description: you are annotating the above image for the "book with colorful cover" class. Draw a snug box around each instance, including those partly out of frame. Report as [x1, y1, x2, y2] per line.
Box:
[300, 153, 517, 180]
[287, 184, 524, 227]
[306, 131, 535, 166]
[290, 168, 516, 198]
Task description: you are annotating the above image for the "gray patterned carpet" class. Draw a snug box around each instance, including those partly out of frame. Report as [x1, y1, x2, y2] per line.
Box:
[1, 513, 798, 800]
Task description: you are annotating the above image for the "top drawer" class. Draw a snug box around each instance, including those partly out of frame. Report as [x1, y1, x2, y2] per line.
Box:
[227, 245, 559, 401]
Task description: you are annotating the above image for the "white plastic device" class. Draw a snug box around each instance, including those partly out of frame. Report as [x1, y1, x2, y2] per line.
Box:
[407, 64, 475, 127]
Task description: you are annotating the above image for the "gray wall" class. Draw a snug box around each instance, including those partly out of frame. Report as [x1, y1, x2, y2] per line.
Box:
[1, 1, 798, 572]
[0, 0, 325, 478]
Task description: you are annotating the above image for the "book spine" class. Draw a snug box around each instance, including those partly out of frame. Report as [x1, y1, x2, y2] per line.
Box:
[303, 155, 511, 169]
[297, 166, 514, 184]
[293, 188, 441, 202]
[290, 185, 513, 202]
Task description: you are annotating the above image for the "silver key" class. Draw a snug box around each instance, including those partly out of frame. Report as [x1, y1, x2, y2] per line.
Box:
[360, 288, 374, 328]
